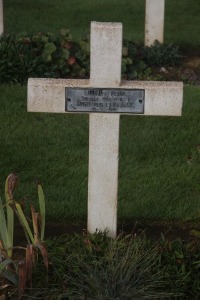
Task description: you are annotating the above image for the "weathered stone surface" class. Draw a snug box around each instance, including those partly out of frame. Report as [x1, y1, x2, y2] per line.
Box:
[90, 22, 122, 87]
[28, 79, 183, 116]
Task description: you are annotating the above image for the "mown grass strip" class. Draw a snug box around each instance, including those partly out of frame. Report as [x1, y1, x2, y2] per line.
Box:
[0, 85, 200, 221]
[4, 0, 200, 48]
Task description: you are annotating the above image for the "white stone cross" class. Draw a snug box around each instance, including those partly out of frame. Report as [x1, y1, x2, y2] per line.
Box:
[0, 0, 3, 35]
[145, 0, 165, 46]
[28, 22, 183, 238]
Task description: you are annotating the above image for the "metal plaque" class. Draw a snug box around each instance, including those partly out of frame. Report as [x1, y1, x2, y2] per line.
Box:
[65, 88, 145, 114]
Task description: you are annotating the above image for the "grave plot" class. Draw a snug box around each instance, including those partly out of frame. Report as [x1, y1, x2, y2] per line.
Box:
[28, 22, 183, 238]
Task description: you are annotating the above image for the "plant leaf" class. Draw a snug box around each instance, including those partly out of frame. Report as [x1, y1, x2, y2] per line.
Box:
[38, 185, 45, 241]
[15, 203, 34, 244]
[5, 173, 18, 258]
[5, 173, 18, 201]
[31, 205, 39, 243]
[190, 230, 200, 238]
[0, 197, 8, 253]
[0, 258, 13, 272]
[0, 258, 18, 285]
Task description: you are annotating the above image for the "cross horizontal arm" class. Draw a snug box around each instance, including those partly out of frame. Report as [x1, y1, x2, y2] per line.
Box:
[28, 78, 183, 116]
[28, 78, 89, 113]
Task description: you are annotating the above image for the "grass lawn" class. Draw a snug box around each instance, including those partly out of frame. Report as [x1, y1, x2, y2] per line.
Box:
[4, 0, 200, 49]
[0, 84, 200, 222]
[0, 0, 200, 224]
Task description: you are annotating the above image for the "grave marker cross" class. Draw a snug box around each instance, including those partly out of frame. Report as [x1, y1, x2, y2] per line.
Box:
[28, 22, 183, 238]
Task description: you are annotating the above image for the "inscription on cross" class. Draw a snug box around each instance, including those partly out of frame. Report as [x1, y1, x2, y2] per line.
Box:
[28, 22, 183, 238]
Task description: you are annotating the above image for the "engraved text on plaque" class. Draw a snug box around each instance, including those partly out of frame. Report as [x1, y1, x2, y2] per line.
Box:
[65, 88, 145, 113]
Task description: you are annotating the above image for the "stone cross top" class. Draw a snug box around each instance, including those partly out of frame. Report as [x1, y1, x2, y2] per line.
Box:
[145, 0, 165, 46]
[0, 0, 3, 35]
[28, 22, 183, 238]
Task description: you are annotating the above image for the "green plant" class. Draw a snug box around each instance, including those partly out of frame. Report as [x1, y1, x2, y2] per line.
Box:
[0, 34, 51, 83]
[0, 258, 18, 286]
[122, 39, 182, 80]
[51, 232, 177, 299]
[122, 40, 146, 80]
[0, 30, 183, 84]
[142, 40, 182, 67]
[158, 236, 200, 297]
[10, 182, 48, 297]
[12, 183, 46, 244]
[0, 175, 48, 298]
[0, 174, 18, 258]
[11, 232, 200, 298]
[0, 30, 89, 84]
[138, 68, 163, 81]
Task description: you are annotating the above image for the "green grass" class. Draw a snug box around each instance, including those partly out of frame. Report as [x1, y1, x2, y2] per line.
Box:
[4, 0, 200, 49]
[1, 0, 200, 224]
[119, 87, 200, 220]
[0, 84, 200, 222]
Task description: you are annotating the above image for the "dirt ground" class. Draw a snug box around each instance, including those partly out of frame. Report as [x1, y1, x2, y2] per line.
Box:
[12, 218, 200, 244]
[156, 55, 200, 85]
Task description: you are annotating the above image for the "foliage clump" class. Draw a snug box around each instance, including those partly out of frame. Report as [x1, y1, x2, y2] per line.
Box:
[0, 174, 47, 299]
[0, 30, 182, 84]
[26, 231, 200, 299]
[142, 40, 182, 67]
[0, 30, 90, 84]
[33, 232, 181, 299]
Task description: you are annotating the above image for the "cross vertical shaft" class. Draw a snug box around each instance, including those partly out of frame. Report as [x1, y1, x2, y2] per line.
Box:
[88, 22, 122, 238]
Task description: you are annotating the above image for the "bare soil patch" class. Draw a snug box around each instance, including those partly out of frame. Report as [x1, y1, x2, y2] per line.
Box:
[13, 219, 200, 244]
[156, 55, 200, 85]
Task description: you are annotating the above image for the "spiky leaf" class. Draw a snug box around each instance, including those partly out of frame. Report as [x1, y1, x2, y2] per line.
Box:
[0, 198, 8, 253]
[38, 185, 45, 241]
[15, 203, 34, 244]
[5, 173, 18, 258]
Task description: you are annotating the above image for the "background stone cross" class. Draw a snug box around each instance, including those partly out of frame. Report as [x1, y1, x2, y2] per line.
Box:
[145, 0, 165, 46]
[0, 0, 3, 35]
